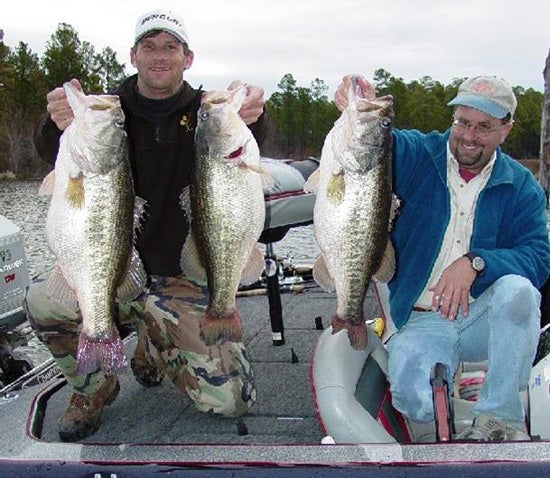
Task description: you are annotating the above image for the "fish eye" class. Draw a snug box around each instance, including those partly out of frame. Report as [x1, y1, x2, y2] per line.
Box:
[114, 119, 125, 129]
[200, 112, 209, 121]
[380, 117, 392, 129]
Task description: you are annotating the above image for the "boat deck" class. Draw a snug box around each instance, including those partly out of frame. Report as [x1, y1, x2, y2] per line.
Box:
[9, 274, 380, 446]
[3, 281, 550, 477]
[38, 281, 363, 445]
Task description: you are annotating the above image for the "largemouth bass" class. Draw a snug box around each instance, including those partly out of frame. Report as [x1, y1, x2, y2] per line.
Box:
[181, 86, 269, 345]
[305, 77, 397, 350]
[40, 82, 146, 375]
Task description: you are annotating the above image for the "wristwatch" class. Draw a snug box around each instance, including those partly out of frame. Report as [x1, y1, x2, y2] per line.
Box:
[464, 253, 485, 276]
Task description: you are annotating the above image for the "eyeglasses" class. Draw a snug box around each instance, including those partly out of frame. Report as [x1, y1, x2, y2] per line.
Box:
[451, 118, 501, 138]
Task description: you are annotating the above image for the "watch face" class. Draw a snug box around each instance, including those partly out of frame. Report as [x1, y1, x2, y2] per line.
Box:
[472, 256, 485, 271]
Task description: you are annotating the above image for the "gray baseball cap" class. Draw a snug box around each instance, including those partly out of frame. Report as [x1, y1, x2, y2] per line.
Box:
[448, 76, 517, 119]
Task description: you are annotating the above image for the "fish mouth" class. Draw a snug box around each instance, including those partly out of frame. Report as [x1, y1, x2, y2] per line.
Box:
[356, 95, 393, 115]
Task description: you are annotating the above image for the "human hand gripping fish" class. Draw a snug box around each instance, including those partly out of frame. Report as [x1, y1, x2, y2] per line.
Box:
[46, 78, 83, 131]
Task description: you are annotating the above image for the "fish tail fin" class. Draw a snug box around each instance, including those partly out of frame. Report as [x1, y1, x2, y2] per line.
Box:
[331, 316, 368, 351]
[65, 173, 85, 208]
[76, 329, 128, 376]
[200, 307, 243, 345]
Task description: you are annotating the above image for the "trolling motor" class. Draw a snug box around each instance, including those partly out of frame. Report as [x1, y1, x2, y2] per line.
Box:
[0, 215, 33, 387]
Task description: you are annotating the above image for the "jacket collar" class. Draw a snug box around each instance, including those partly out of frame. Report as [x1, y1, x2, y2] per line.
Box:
[115, 74, 201, 117]
[424, 128, 514, 188]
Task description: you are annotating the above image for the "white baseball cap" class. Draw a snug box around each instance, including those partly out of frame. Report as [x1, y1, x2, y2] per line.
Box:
[134, 9, 189, 46]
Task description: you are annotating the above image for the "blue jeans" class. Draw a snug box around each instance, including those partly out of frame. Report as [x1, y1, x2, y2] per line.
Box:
[386, 274, 540, 428]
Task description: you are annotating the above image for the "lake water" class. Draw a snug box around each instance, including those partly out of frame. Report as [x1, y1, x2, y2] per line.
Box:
[0, 180, 320, 280]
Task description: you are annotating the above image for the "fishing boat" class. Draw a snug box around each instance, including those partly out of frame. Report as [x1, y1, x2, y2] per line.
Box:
[1, 158, 550, 477]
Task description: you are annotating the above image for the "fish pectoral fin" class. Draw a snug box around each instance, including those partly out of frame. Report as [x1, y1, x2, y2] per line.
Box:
[180, 232, 207, 285]
[45, 265, 78, 310]
[117, 247, 147, 302]
[38, 171, 55, 195]
[374, 240, 396, 283]
[303, 169, 320, 193]
[239, 245, 265, 286]
[326, 171, 345, 204]
[312, 254, 335, 292]
[65, 172, 85, 208]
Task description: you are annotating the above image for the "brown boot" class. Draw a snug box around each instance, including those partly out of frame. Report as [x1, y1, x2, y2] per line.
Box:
[59, 376, 120, 442]
[131, 323, 164, 387]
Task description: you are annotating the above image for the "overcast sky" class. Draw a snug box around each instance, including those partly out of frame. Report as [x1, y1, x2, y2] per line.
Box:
[2, 0, 549, 98]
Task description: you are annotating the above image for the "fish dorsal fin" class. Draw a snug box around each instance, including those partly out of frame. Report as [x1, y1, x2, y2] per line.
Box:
[63, 82, 87, 119]
[133, 196, 147, 234]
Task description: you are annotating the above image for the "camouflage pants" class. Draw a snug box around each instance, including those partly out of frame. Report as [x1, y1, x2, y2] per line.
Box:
[25, 273, 255, 417]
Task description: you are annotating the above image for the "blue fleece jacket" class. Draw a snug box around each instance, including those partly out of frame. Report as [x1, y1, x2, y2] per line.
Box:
[387, 128, 550, 330]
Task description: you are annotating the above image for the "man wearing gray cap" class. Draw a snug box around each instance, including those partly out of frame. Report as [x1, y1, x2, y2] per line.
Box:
[335, 74, 550, 441]
[30, 9, 267, 441]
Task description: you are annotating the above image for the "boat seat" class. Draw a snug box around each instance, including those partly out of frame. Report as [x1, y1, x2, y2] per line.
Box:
[258, 157, 317, 345]
[260, 157, 317, 244]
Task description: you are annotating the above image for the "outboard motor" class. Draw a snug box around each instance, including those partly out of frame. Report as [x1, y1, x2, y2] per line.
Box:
[0, 215, 32, 387]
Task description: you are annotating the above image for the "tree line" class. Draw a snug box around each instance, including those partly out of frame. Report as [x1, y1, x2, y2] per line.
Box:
[0, 24, 544, 179]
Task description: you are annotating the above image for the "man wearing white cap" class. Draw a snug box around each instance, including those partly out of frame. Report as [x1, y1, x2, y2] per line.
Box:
[334, 75, 550, 441]
[30, 9, 268, 441]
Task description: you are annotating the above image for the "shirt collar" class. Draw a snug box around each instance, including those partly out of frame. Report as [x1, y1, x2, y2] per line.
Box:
[446, 142, 497, 182]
